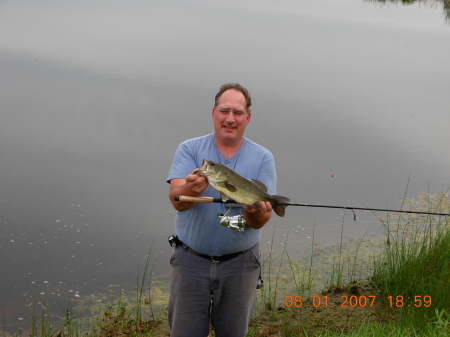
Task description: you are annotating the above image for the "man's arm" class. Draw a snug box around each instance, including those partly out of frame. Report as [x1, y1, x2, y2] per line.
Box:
[168, 170, 209, 212]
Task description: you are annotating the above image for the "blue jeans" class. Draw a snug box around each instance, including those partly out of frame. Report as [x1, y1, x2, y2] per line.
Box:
[168, 243, 261, 337]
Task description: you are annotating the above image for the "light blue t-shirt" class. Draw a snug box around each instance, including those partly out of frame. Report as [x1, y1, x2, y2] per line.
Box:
[167, 133, 277, 256]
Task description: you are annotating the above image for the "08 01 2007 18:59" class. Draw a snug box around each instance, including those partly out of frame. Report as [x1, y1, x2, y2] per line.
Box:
[284, 295, 433, 308]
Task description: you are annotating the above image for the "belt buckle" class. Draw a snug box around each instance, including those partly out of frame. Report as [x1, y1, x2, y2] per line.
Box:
[211, 256, 221, 263]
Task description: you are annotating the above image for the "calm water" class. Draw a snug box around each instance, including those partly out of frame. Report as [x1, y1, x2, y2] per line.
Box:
[1, 0, 449, 332]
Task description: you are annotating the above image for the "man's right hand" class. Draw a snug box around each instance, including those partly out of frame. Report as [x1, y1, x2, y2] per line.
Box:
[185, 169, 209, 194]
[168, 169, 209, 211]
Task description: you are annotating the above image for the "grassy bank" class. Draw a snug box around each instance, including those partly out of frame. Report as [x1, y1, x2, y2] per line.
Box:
[372, 192, 450, 330]
[2, 192, 449, 336]
[247, 191, 450, 336]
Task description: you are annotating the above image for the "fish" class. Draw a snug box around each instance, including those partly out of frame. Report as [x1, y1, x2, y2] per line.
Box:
[194, 159, 290, 217]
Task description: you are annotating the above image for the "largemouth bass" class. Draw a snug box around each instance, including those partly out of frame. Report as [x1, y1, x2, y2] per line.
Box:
[194, 159, 290, 217]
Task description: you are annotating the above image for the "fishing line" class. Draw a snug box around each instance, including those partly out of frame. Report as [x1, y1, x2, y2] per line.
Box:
[174, 195, 450, 220]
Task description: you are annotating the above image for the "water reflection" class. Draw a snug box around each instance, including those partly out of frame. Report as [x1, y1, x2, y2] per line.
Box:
[365, 0, 450, 23]
[1, 0, 450, 334]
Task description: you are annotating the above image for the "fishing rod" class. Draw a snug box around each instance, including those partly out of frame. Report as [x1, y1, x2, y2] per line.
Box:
[174, 195, 450, 219]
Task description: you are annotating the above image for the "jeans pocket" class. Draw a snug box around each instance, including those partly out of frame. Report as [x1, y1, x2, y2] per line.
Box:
[169, 246, 180, 266]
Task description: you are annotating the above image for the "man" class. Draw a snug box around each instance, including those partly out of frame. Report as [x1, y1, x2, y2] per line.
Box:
[167, 83, 278, 337]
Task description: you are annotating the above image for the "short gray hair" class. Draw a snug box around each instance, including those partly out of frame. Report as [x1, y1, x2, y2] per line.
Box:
[214, 83, 252, 112]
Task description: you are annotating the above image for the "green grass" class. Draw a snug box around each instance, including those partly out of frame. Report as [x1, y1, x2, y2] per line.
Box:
[250, 191, 450, 336]
[315, 310, 450, 336]
[372, 191, 450, 329]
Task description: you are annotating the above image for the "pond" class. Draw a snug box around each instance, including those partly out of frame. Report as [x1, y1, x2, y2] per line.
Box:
[1, 0, 449, 333]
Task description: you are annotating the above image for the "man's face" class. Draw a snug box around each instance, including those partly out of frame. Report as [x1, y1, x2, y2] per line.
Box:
[212, 89, 251, 144]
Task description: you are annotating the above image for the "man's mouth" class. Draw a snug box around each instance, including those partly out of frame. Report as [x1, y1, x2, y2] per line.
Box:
[222, 124, 236, 130]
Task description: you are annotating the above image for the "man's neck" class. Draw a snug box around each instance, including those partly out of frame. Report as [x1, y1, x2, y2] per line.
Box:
[214, 135, 244, 160]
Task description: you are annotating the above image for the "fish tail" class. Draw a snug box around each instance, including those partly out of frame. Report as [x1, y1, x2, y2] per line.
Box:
[272, 195, 290, 217]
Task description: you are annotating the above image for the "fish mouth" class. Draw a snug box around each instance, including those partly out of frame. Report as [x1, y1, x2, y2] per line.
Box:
[194, 169, 208, 176]
[194, 159, 210, 176]
[200, 159, 209, 170]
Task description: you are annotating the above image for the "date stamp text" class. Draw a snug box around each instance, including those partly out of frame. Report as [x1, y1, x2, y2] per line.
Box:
[284, 295, 432, 308]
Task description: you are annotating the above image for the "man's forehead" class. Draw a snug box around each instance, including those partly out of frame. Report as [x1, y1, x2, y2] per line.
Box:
[217, 89, 246, 105]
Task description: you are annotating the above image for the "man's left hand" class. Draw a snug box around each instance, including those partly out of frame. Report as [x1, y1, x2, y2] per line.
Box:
[243, 201, 272, 229]
[244, 201, 272, 215]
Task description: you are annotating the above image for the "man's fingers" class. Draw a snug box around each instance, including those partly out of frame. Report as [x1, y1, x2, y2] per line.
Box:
[245, 201, 272, 214]
[185, 170, 209, 193]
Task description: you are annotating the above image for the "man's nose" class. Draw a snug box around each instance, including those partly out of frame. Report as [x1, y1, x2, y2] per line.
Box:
[225, 111, 235, 121]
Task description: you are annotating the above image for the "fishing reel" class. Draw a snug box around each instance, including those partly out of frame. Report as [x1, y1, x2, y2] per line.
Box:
[217, 205, 246, 232]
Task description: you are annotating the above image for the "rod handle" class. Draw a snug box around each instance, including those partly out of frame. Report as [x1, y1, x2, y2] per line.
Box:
[174, 195, 218, 203]
[174, 195, 237, 204]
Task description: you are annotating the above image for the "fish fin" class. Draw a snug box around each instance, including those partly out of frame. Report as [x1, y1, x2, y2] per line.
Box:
[219, 192, 229, 202]
[272, 195, 291, 217]
[251, 180, 268, 192]
[224, 183, 237, 192]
